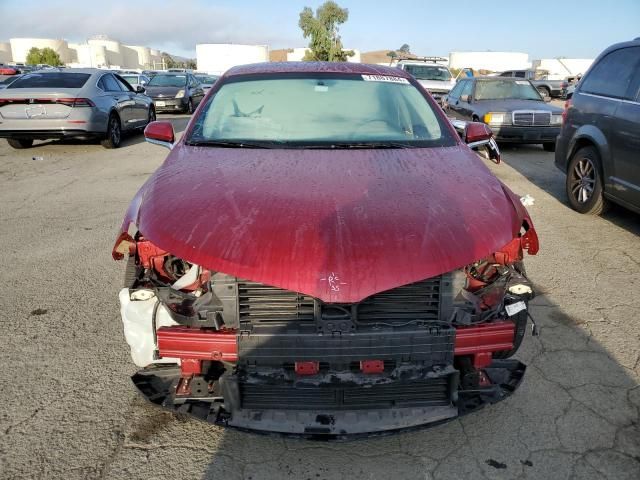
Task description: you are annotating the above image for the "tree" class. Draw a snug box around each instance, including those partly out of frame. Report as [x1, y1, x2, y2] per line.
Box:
[386, 50, 398, 65]
[298, 1, 354, 62]
[25, 47, 63, 66]
[398, 44, 411, 54]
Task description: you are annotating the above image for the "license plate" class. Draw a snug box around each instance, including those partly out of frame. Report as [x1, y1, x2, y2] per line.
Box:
[155, 101, 165, 107]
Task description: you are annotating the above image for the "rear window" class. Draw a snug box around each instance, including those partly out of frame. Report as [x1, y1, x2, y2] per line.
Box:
[8, 72, 91, 89]
[580, 47, 640, 99]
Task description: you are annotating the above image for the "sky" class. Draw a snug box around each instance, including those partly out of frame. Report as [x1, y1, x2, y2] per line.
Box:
[0, 0, 638, 59]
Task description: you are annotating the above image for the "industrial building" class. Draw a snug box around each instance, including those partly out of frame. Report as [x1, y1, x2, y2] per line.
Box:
[0, 36, 163, 69]
[449, 51, 531, 72]
[196, 44, 269, 75]
[448, 51, 593, 77]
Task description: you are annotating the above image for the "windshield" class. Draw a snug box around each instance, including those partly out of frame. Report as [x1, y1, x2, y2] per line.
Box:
[0, 76, 20, 85]
[195, 75, 218, 84]
[474, 80, 542, 101]
[403, 65, 452, 81]
[187, 75, 455, 148]
[147, 74, 187, 87]
[121, 75, 139, 84]
[8, 72, 90, 89]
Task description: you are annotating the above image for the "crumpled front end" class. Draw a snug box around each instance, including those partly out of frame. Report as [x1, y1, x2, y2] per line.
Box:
[114, 220, 538, 438]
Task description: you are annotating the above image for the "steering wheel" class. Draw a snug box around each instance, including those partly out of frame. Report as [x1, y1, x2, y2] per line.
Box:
[349, 118, 398, 139]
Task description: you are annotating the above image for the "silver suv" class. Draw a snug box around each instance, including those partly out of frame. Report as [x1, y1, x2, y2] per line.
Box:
[397, 58, 456, 105]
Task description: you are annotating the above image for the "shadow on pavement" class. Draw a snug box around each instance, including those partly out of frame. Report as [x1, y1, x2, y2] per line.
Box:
[499, 144, 640, 237]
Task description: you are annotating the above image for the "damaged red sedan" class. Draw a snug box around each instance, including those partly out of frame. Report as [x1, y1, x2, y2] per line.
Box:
[113, 62, 539, 438]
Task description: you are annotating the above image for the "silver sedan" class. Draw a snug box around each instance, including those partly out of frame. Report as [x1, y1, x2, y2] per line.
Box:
[0, 68, 155, 149]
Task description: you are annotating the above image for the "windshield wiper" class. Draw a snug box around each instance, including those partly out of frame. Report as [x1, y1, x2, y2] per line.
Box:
[185, 140, 274, 149]
[321, 142, 415, 149]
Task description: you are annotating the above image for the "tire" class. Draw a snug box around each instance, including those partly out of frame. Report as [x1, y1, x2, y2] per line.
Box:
[7, 138, 33, 149]
[543, 142, 555, 152]
[101, 114, 122, 149]
[537, 87, 550, 98]
[493, 310, 528, 359]
[186, 99, 194, 114]
[565, 146, 609, 215]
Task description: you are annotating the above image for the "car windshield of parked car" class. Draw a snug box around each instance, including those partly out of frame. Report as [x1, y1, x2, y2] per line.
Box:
[188, 75, 454, 147]
[7, 72, 91, 89]
[146, 74, 187, 87]
[195, 75, 218, 84]
[475, 80, 542, 101]
[403, 65, 452, 81]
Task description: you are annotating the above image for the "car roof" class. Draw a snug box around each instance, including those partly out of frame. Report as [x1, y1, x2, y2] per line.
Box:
[24, 68, 104, 75]
[596, 37, 640, 57]
[225, 61, 413, 79]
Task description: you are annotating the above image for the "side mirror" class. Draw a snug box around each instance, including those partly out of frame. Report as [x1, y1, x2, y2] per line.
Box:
[144, 121, 174, 149]
[460, 94, 471, 103]
[464, 122, 501, 164]
[135, 85, 145, 93]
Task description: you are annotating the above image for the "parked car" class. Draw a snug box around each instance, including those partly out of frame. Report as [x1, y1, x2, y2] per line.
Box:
[443, 76, 563, 151]
[555, 38, 640, 215]
[194, 73, 219, 92]
[0, 64, 19, 75]
[113, 61, 539, 438]
[0, 74, 21, 89]
[144, 73, 205, 114]
[120, 73, 150, 90]
[498, 69, 565, 98]
[0, 69, 155, 149]
[396, 58, 456, 105]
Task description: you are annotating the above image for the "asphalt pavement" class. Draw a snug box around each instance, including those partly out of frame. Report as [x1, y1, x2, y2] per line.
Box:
[0, 116, 638, 480]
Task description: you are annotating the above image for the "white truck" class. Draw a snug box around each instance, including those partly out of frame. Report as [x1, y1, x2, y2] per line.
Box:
[396, 57, 457, 105]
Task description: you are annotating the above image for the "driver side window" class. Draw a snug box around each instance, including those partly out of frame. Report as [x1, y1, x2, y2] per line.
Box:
[448, 81, 465, 100]
[460, 80, 473, 98]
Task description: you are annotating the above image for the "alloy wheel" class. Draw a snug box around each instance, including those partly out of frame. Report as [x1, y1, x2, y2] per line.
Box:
[569, 157, 596, 204]
[110, 117, 121, 145]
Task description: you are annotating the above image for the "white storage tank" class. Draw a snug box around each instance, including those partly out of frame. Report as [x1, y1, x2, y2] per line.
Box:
[196, 44, 269, 75]
[9, 38, 73, 64]
[449, 51, 531, 72]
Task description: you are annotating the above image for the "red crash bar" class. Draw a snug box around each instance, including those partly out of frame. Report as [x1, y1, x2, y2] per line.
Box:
[157, 321, 515, 374]
[156, 326, 238, 362]
[454, 321, 515, 368]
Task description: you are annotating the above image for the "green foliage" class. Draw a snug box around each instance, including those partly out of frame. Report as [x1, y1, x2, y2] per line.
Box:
[25, 47, 63, 66]
[298, 1, 354, 62]
[386, 50, 398, 65]
[398, 44, 410, 54]
[161, 52, 178, 69]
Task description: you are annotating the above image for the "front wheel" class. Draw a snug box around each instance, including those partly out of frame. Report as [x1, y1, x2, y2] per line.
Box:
[565, 146, 609, 215]
[7, 138, 34, 149]
[101, 114, 121, 149]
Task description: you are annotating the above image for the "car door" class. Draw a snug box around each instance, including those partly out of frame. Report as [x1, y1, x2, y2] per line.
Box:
[101, 73, 133, 126]
[609, 48, 640, 208]
[115, 74, 148, 127]
[189, 75, 204, 105]
[449, 80, 474, 120]
[443, 80, 464, 115]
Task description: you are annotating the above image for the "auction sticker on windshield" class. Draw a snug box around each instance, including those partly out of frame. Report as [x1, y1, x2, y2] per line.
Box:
[361, 74, 409, 84]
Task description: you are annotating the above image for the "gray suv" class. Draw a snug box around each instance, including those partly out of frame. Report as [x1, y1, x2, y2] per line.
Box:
[555, 39, 640, 215]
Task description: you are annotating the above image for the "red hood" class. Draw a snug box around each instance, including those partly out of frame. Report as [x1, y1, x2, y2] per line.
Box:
[123, 145, 524, 302]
